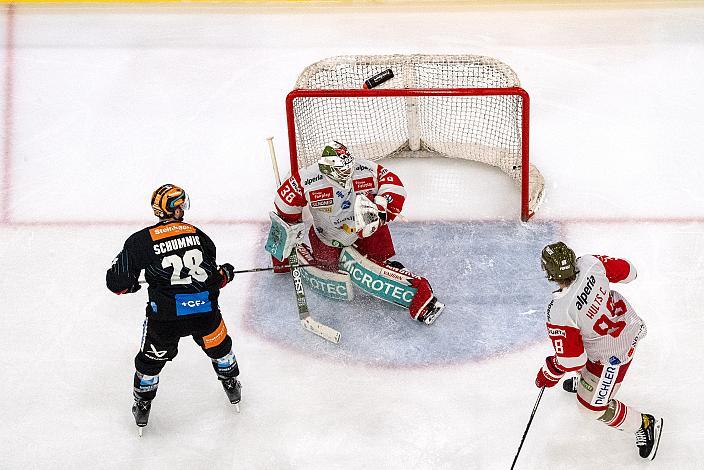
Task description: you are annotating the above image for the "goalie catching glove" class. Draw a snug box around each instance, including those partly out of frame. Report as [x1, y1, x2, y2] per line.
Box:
[353, 194, 389, 238]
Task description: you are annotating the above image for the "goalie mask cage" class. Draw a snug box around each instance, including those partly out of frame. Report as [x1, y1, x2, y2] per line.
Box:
[285, 54, 544, 221]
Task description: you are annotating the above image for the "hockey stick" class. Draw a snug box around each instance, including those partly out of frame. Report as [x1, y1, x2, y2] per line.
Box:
[136, 262, 319, 285]
[510, 386, 545, 470]
[266, 136, 341, 344]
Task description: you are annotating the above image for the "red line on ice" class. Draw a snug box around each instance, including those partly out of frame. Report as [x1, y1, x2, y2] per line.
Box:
[2, 4, 15, 224]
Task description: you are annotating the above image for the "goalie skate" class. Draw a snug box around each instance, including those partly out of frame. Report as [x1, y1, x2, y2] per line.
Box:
[418, 298, 445, 325]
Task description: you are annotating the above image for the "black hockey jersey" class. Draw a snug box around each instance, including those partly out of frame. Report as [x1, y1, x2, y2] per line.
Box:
[106, 220, 226, 321]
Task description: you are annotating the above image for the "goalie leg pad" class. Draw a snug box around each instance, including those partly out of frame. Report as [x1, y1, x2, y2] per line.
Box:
[297, 244, 354, 301]
[339, 246, 418, 309]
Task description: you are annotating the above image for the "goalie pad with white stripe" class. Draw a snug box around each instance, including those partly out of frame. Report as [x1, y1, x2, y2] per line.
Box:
[265, 211, 304, 262]
[297, 244, 354, 301]
[338, 247, 440, 321]
[338, 246, 418, 308]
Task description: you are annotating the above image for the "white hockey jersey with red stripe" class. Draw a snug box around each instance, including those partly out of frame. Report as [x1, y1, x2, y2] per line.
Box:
[274, 158, 406, 247]
[545, 255, 647, 371]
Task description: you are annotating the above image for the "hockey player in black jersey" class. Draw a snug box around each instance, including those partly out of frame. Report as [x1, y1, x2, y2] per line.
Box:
[106, 184, 241, 435]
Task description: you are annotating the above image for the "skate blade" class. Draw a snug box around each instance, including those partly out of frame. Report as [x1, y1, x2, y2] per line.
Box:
[234, 403, 240, 413]
[138, 426, 144, 437]
[650, 418, 664, 460]
[423, 302, 445, 325]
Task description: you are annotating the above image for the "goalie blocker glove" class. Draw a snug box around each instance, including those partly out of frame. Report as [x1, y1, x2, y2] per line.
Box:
[265, 211, 305, 272]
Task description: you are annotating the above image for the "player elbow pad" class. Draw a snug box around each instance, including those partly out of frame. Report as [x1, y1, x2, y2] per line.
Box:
[623, 264, 637, 283]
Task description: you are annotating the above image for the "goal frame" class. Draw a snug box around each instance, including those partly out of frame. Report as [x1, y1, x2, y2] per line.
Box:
[285, 86, 534, 221]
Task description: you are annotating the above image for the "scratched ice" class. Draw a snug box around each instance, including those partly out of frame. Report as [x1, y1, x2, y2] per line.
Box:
[247, 221, 558, 366]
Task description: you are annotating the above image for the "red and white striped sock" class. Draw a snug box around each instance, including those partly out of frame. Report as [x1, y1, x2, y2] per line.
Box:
[600, 399, 642, 433]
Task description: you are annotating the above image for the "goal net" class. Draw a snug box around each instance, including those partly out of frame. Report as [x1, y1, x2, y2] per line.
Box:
[285, 54, 544, 221]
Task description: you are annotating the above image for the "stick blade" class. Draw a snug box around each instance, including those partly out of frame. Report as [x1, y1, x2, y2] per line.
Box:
[301, 318, 341, 344]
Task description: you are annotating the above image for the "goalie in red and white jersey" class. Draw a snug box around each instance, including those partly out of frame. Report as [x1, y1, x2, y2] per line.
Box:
[536, 242, 662, 460]
[272, 141, 443, 324]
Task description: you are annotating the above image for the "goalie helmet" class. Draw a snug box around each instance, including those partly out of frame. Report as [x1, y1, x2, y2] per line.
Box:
[318, 141, 354, 187]
[541, 241, 578, 281]
[151, 184, 189, 219]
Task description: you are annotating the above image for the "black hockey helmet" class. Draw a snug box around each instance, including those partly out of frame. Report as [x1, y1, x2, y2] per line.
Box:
[151, 184, 189, 219]
[541, 241, 578, 281]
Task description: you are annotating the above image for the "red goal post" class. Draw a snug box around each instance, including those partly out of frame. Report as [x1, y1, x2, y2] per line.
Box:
[284, 55, 544, 221]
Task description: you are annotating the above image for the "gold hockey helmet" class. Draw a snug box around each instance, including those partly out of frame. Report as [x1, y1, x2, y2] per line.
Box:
[151, 184, 189, 219]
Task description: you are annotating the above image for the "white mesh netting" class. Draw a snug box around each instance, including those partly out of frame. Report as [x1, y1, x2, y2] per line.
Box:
[288, 54, 544, 219]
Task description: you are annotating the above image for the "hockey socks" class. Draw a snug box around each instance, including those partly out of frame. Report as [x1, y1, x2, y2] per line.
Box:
[211, 349, 239, 379]
[133, 371, 159, 401]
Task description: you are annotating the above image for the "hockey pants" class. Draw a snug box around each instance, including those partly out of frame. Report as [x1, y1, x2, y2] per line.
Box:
[133, 310, 239, 400]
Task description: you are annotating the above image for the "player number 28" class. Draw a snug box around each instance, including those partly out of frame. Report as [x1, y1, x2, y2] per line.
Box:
[162, 249, 208, 285]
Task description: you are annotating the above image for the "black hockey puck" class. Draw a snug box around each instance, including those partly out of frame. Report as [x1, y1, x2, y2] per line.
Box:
[363, 69, 394, 89]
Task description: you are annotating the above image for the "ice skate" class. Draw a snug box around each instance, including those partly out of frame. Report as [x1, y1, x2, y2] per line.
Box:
[220, 377, 242, 412]
[635, 414, 663, 460]
[132, 397, 152, 437]
[418, 297, 445, 325]
[562, 377, 578, 393]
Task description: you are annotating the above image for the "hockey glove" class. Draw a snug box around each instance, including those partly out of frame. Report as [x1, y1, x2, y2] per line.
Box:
[535, 356, 566, 388]
[218, 263, 235, 288]
[354, 195, 389, 238]
[265, 211, 305, 262]
[116, 282, 141, 295]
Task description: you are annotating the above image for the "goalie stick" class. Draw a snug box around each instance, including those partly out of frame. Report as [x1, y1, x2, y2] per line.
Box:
[266, 137, 341, 344]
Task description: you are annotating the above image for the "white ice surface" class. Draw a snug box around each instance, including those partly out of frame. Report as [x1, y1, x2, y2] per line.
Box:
[1, 4, 703, 469]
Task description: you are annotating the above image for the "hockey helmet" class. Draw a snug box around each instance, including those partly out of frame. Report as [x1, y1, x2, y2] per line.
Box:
[541, 241, 578, 281]
[318, 141, 354, 187]
[151, 184, 189, 219]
